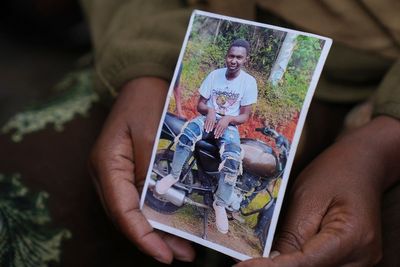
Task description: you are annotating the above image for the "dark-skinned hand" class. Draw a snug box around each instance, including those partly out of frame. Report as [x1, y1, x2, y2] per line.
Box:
[89, 77, 195, 264]
[214, 115, 232, 139]
[235, 116, 400, 267]
[204, 108, 216, 133]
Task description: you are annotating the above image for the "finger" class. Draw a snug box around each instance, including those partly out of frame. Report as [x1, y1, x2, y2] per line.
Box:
[207, 119, 215, 133]
[160, 232, 195, 262]
[270, 251, 280, 259]
[214, 125, 220, 139]
[273, 169, 329, 254]
[270, 208, 376, 267]
[216, 127, 226, 139]
[236, 233, 349, 267]
[205, 120, 212, 133]
[234, 257, 274, 267]
[204, 119, 210, 132]
[90, 79, 179, 264]
[217, 129, 224, 139]
[97, 166, 174, 264]
[274, 207, 323, 254]
[94, 131, 174, 264]
[93, 116, 174, 263]
[272, 231, 355, 267]
[128, 98, 196, 263]
[214, 125, 220, 138]
[215, 123, 224, 138]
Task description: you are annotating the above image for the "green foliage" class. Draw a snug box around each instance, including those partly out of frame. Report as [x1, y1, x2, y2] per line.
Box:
[290, 35, 324, 78]
[181, 16, 324, 127]
[241, 179, 281, 227]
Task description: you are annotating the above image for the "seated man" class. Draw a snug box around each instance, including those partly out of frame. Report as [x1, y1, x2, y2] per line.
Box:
[155, 39, 258, 234]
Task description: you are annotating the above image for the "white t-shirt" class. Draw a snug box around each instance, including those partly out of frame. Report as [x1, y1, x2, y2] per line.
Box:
[198, 68, 258, 116]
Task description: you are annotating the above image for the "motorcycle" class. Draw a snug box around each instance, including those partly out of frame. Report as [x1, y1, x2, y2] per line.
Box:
[145, 112, 290, 248]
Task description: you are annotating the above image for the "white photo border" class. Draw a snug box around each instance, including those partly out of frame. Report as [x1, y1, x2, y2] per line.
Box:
[140, 9, 333, 261]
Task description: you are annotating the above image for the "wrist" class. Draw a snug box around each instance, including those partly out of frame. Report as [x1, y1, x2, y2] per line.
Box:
[225, 115, 234, 124]
[337, 115, 400, 191]
[121, 77, 168, 94]
[207, 108, 216, 115]
[112, 77, 168, 129]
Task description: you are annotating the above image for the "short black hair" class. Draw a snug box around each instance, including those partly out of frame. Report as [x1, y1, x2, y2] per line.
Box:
[228, 39, 250, 55]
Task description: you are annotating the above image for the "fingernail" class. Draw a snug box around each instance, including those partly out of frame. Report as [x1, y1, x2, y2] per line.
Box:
[176, 255, 195, 262]
[154, 256, 170, 264]
[270, 250, 280, 259]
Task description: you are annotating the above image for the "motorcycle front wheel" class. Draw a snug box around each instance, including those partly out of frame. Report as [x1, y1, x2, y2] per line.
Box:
[255, 199, 276, 250]
[145, 149, 181, 214]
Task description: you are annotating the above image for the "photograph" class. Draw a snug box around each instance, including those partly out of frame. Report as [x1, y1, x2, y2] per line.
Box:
[140, 10, 332, 260]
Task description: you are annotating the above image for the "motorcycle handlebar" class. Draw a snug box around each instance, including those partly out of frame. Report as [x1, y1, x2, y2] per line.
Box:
[255, 127, 290, 151]
[255, 127, 277, 137]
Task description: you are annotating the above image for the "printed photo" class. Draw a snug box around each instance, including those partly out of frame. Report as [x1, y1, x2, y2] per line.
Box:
[140, 10, 331, 260]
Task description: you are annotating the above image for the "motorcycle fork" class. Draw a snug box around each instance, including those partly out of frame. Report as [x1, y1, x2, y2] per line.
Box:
[240, 179, 275, 216]
[164, 145, 211, 241]
[182, 160, 209, 240]
[165, 140, 174, 152]
[180, 158, 196, 193]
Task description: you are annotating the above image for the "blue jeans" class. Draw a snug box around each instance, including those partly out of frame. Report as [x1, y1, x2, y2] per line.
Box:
[170, 115, 242, 208]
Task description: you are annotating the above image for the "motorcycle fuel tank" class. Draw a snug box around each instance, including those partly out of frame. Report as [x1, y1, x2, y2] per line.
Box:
[240, 139, 277, 178]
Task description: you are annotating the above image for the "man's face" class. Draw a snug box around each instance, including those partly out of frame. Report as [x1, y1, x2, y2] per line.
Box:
[225, 46, 248, 74]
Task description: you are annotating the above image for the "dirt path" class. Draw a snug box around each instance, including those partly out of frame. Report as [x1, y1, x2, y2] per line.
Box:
[143, 203, 263, 258]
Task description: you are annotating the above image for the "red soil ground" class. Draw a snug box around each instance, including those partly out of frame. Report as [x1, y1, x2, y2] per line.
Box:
[180, 94, 298, 149]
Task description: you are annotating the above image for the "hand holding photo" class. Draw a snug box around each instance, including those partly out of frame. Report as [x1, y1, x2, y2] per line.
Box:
[140, 10, 331, 261]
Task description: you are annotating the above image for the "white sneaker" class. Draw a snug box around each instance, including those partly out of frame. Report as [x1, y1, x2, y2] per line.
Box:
[213, 201, 229, 234]
[155, 174, 178, 195]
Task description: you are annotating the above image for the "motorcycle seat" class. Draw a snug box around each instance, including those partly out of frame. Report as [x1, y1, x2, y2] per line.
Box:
[195, 139, 219, 156]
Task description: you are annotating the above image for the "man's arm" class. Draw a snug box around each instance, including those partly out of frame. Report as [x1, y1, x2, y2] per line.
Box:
[197, 95, 212, 115]
[227, 105, 253, 125]
[197, 96, 216, 133]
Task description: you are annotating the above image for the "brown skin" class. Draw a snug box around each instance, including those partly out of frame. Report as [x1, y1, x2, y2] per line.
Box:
[173, 83, 186, 119]
[197, 96, 252, 138]
[89, 77, 195, 264]
[225, 46, 248, 79]
[234, 115, 400, 267]
[89, 81, 400, 265]
[197, 45, 252, 138]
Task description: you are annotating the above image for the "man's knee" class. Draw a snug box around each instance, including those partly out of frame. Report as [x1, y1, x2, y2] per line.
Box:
[175, 121, 203, 151]
[220, 143, 242, 159]
[219, 143, 242, 184]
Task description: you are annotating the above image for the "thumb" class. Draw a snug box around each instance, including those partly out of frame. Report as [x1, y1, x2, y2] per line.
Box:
[273, 191, 325, 254]
[235, 230, 346, 267]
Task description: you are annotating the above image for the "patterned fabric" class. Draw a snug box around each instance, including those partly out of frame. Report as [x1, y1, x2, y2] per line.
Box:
[0, 173, 71, 267]
[1, 70, 99, 142]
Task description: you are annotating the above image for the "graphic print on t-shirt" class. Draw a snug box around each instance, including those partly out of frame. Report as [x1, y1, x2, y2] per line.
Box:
[199, 68, 258, 117]
[212, 88, 240, 115]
